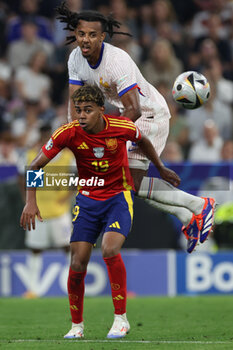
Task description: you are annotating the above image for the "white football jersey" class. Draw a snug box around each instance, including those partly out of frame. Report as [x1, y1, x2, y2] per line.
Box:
[68, 42, 170, 120]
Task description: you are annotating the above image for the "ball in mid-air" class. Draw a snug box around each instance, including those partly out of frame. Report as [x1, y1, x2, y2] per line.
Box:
[172, 71, 210, 109]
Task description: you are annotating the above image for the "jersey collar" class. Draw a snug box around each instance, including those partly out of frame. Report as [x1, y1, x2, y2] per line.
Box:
[88, 43, 104, 70]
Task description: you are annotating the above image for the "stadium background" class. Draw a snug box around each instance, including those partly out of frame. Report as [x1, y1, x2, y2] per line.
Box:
[0, 0, 233, 297]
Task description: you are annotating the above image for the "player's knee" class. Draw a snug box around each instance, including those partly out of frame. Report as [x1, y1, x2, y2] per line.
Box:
[70, 254, 88, 272]
[102, 244, 119, 258]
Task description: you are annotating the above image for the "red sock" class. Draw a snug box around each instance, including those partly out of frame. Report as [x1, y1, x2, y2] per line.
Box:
[67, 267, 86, 324]
[103, 253, 127, 315]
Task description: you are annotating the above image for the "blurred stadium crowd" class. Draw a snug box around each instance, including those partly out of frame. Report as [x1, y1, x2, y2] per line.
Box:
[0, 0, 233, 249]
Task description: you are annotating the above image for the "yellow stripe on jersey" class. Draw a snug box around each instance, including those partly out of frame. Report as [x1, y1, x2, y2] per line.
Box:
[109, 123, 136, 131]
[122, 167, 133, 191]
[108, 117, 134, 124]
[108, 118, 135, 127]
[109, 120, 136, 126]
[103, 115, 109, 129]
[53, 126, 72, 139]
[123, 190, 134, 222]
[108, 118, 136, 127]
[52, 125, 65, 138]
[52, 121, 79, 139]
[53, 123, 77, 140]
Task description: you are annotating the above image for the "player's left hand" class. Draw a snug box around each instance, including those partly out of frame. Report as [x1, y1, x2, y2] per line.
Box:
[158, 166, 181, 187]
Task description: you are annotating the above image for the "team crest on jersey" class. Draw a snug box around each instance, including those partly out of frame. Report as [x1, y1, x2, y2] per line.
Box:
[45, 138, 53, 150]
[105, 138, 118, 153]
[93, 147, 104, 158]
[100, 77, 110, 89]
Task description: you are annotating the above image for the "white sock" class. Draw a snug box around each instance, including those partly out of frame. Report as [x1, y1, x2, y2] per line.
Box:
[145, 199, 192, 226]
[72, 322, 84, 328]
[139, 177, 205, 215]
[27, 253, 42, 294]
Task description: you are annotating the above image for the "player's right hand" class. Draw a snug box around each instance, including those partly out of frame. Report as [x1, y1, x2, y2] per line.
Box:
[20, 203, 43, 231]
[158, 166, 181, 187]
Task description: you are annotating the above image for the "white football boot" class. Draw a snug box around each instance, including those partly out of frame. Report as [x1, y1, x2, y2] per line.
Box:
[107, 313, 130, 339]
[64, 322, 84, 339]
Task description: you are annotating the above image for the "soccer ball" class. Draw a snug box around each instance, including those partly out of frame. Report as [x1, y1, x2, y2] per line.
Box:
[172, 71, 210, 109]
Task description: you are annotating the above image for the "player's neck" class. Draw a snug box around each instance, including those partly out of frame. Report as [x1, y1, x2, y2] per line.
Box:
[87, 43, 103, 66]
[87, 115, 106, 134]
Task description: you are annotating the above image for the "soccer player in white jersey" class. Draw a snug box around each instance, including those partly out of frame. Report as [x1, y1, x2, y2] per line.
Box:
[56, 2, 216, 254]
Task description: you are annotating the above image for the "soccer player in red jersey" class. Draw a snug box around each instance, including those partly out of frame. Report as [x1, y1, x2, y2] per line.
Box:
[20, 85, 179, 339]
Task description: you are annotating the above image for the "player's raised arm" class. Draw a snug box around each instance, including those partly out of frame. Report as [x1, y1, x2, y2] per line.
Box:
[20, 150, 50, 231]
[137, 134, 181, 188]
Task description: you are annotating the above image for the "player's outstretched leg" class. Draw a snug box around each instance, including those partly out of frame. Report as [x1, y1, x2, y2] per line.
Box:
[107, 313, 130, 339]
[139, 177, 216, 251]
[138, 177, 205, 214]
[64, 322, 84, 339]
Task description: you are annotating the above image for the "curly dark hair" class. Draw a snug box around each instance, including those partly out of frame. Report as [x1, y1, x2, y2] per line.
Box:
[71, 85, 105, 107]
[56, 1, 132, 45]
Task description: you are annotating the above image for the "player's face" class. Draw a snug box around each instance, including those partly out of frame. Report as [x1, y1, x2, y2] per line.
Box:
[75, 20, 105, 64]
[75, 101, 105, 134]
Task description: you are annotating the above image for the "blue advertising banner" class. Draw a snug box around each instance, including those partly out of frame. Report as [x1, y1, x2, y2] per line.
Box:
[0, 250, 169, 297]
[176, 252, 233, 295]
[2, 250, 233, 297]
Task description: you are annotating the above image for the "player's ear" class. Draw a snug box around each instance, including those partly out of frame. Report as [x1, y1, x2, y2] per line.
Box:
[100, 106, 105, 113]
[101, 31, 106, 42]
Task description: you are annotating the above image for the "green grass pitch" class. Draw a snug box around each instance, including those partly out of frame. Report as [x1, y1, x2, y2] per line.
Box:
[1, 296, 233, 349]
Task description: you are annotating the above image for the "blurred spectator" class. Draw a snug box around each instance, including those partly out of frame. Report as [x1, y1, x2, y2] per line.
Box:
[109, 0, 139, 39]
[7, 18, 54, 70]
[139, 0, 182, 60]
[203, 59, 233, 106]
[161, 141, 184, 163]
[186, 80, 232, 143]
[188, 38, 219, 72]
[141, 38, 183, 89]
[0, 58, 12, 82]
[0, 72, 14, 134]
[11, 101, 41, 149]
[7, 0, 53, 42]
[191, 0, 233, 39]
[221, 140, 233, 162]
[167, 100, 190, 158]
[111, 24, 142, 65]
[0, 1, 8, 56]
[155, 21, 186, 65]
[193, 14, 232, 73]
[0, 131, 18, 165]
[138, 4, 155, 56]
[49, 43, 73, 105]
[151, 0, 178, 27]
[188, 119, 223, 163]
[14, 50, 51, 104]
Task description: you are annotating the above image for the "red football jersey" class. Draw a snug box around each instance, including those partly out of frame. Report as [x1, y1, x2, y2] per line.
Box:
[42, 115, 142, 200]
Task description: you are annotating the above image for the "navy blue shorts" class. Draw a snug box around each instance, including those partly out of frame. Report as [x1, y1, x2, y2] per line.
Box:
[70, 191, 134, 244]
